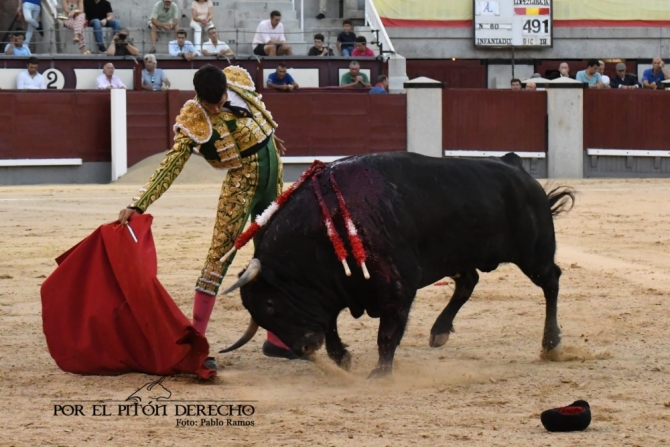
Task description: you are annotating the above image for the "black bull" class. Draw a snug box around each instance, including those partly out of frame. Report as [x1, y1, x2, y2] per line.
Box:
[221, 152, 575, 378]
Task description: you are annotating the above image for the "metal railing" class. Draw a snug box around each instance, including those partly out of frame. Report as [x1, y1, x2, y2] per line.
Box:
[364, 0, 395, 56]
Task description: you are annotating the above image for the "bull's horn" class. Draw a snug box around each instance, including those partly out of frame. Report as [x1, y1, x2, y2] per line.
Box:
[221, 258, 261, 295]
[219, 318, 259, 353]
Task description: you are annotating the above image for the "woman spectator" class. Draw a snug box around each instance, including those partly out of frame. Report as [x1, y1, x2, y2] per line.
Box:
[190, 0, 214, 49]
[58, 0, 90, 54]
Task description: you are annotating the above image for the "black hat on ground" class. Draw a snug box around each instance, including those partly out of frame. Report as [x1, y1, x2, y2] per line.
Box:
[541, 400, 591, 432]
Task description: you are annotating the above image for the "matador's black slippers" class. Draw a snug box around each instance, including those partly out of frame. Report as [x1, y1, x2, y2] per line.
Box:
[541, 400, 591, 432]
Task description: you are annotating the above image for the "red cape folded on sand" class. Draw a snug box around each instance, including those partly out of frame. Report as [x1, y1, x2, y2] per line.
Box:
[41, 214, 214, 379]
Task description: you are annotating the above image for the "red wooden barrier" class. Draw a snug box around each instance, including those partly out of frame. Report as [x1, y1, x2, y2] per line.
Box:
[443, 89, 547, 152]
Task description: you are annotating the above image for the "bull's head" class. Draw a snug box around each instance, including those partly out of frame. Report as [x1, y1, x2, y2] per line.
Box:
[220, 258, 327, 357]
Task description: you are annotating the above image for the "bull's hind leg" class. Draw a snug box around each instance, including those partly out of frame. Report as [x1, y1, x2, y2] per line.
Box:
[429, 269, 479, 348]
[522, 263, 562, 352]
[325, 314, 352, 371]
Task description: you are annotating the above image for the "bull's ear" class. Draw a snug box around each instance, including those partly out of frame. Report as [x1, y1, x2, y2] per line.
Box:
[222, 258, 261, 294]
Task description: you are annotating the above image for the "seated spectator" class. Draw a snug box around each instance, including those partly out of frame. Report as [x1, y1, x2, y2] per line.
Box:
[58, 0, 90, 54]
[19, 0, 41, 45]
[267, 63, 299, 91]
[141, 54, 171, 91]
[610, 63, 641, 89]
[576, 59, 605, 89]
[201, 28, 234, 57]
[558, 62, 572, 79]
[316, 0, 327, 19]
[16, 57, 45, 89]
[191, 0, 214, 50]
[147, 0, 179, 54]
[341, 61, 371, 88]
[597, 61, 610, 88]
[169, 29, 200, 60]
[84, 0, 121, 53]
[525, 81, 537, 91]
[510, 78, 522, 90]
[252, 10, 292, 56]
[352, 36, 375, 58]
[4, 31, 32, 56]
[642, 57, 670, 90]
[369, 75, 388, 94]
[106, 27, 139, 56]
[337, 20, 356, 57]
[308, 33, 333, 56]
[96, 62, 126, 89]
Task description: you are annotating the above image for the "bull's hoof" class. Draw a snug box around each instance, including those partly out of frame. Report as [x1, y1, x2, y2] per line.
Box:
[367, 366, 392, 380]
[337, 351, 353, 371]
[429, 332, 450, 348]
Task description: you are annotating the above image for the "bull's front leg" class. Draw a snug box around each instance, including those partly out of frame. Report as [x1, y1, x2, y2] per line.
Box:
[325, 314, 352, 371]
[368, 305, 411, 379]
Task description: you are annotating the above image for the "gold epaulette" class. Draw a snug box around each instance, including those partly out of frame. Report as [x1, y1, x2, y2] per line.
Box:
[228, 85, 278, 129]
[173, 99, 212, 144]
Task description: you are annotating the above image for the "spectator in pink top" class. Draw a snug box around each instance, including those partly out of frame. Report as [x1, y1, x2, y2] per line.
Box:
[351, 36, 375, 57]
[96, 63, 126, 89]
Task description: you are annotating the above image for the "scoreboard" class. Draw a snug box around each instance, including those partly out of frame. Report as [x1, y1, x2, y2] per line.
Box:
[474, 0, 552, 48]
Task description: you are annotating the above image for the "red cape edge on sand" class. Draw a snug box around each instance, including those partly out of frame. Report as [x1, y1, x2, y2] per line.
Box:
[40, 214, 215, 379]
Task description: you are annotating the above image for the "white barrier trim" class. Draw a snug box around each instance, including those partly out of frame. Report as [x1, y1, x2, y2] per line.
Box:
[0, 158, 83, 167]
[111, 89, 128, 182]
[281, 156, 346, 163]
[444, 150, 546, 159]
[587, 149, 670, 157]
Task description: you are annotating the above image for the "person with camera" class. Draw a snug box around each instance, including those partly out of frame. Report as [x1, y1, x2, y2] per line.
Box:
[106, 27, 139, 56]
[141, 54, 171, 91]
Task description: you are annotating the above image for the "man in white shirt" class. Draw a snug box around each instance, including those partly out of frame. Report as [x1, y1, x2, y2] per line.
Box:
[16, 57, 46, 89]
[96, 62, 126, 89]
[169, 29, 200, 61]
[201, 27, 234, 57]
[252, 10, 292, 56]
[597, 61, 611, 88]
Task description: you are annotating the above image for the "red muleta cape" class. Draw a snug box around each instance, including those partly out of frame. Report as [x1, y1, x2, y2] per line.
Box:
[40, 214, 215, 379]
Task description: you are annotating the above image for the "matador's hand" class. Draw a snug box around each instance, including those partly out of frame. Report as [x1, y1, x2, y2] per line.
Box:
[274, 135, 287, 155]
[118, 208, 137, 225]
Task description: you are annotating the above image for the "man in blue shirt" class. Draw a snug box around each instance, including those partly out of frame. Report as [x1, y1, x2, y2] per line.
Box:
[267, 63, 299, 91]
[369, 75, 388, 94]
[642, 57, 670, 90]
[575, 59, 604, 89]
[4, 31, 32, 56]
[169, 29, 200, 61]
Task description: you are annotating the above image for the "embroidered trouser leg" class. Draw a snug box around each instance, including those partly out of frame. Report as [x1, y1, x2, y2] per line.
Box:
[196, 139, 283, 295]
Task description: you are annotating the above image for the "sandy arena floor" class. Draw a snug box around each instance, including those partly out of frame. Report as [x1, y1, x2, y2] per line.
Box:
[1, 177, 670, 446]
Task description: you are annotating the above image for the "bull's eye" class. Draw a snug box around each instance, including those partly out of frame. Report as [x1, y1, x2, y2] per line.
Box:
[266, 299, 274, 314]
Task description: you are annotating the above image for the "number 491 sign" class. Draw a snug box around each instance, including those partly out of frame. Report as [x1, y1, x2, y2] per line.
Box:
[474, 0, 552, 48]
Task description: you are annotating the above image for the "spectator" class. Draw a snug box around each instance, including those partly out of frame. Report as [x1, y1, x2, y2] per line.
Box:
[84, 0, 121, 53]
[525, 81, 537, 91]
[58, 0, 90, 54]
[610, 63, 641, 89]
[106, 27, 139, 56]
[191, 0, 214, 49]
[352, 36, 375, 57]
[642, 57, 670, 90]
[148, 0, 179, 54]
[4, 31, 31, 56]
[337, 20, 356, 57]
[308, 33, 333, 56]
[18, 0, 41, 45]
[252, 10, 292, 56]
[201, 28, 234, 57]
[369, 75, 388, 94]
[558, 62, 571, 78]
[597, 61, 610, 88]
[316, 0, 327, 19]
[96, 62, 126, 89]
[169, 29, 200, 60]
[16, 57, 45, 89]
[267, 63, 299, 91]
[576, 59, 605, 89]
[341, 61, 371, 88]
[141, 54, 171, 91]
[510, 78, 522, 90]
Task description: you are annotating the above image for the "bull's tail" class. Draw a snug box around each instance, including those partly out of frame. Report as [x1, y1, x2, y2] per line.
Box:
[546, 186, 576, 216]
